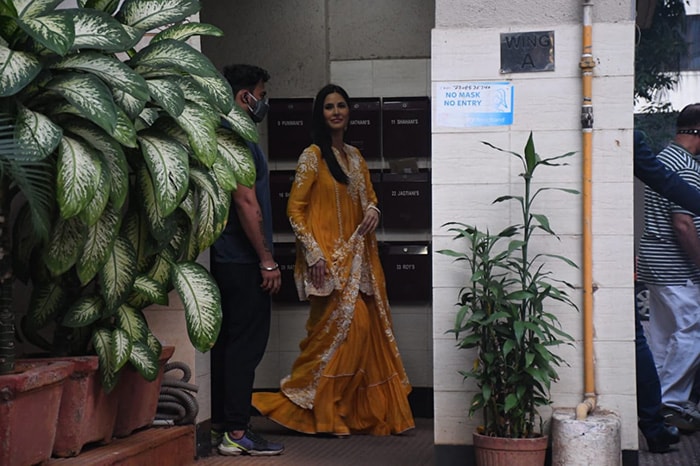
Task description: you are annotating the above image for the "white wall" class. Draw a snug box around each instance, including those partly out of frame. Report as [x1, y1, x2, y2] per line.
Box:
[431, 0, 637, 452]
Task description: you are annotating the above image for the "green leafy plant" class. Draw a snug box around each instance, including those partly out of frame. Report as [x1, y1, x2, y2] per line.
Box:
[0, 0, 256, 390]
[438, 133, 578, 438]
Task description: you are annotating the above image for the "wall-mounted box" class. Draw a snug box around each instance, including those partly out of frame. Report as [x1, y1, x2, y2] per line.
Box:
[347, 98, 381, 160]
[382, 97, 430, 160]
[380, 242, 432, 303]
[272, 242, 299, 304]
[269, 170, 296, 233]
[380, 170, 431, 230]
[267, 98, 313, 161]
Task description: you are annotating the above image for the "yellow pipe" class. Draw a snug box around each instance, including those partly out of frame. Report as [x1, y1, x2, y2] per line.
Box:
[576, 0, 597, 421]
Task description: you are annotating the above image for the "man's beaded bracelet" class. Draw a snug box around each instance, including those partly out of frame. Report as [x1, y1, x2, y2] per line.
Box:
[259, 262, 280, 271]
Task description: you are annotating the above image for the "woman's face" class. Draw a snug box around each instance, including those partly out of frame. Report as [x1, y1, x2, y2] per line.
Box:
[322, 92, 349, 132]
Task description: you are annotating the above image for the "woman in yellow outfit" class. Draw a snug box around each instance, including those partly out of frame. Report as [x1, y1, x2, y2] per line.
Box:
[252, 84, 415, 436]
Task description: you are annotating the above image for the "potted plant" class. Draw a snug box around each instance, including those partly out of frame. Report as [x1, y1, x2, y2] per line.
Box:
[0, 0, 256, 458]
[438, 133, 579, 466]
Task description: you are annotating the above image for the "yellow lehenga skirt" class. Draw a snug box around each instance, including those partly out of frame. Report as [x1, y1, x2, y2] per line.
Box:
[252, 289, 415, 436]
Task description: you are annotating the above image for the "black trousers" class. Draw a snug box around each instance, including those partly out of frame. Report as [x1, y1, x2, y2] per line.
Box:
[210, 261, 271, 432]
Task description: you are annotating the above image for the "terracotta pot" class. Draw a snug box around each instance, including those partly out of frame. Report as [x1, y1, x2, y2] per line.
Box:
[113, 346, 175, 438]
[23, 356, 119, 457]
[0, 360, 74, 466]
[473, 431, 548, 466]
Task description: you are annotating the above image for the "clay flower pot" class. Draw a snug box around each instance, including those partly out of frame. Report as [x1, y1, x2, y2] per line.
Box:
[473, 431, 548, 466]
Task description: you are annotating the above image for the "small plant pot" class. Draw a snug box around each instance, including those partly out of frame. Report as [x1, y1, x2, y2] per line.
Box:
[113, 346, 175, 437]
[0, 360, 74, 466]
[473, 431, 548, 466]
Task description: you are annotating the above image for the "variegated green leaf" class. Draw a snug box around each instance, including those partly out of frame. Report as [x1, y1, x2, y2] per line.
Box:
[216, 128, 255, 187]
[118, 0, 201, 32]
[146, 78, 185, 118]
[26, 281, 66, 329]
[17, 11, 74, 56]
[79, 0, 122, 15]
[0, 44, 41, 97]
[191, 74, 233, 114]
[174, 100, 218, 166]
[62, 294, 104, 327]
[13, 0, 63, 18]
[57, 135, 101, 219]
[128, 339, 158, 381]
[194, 182, 217, 252]
[53, 51, 150, 101]
[172, 76, 217, 113]
[16, 105, 62, 160]
[64, 120, 129, 209]
[44, 216, 86, 276]
[116, 303, 148, 342]
[114, 87, 147, 121]
[211, 158, 236, 192]
[221, 104, 258, 143]
[100, 236, 137, 311]
[93, 328, 119, 392]
[129, 38, 217, 78]
[171, 261, 221, 352]
[137, 163, 172, 242]
[110, 106, 138, 148]
[112, 328, 131, 371]
[131, 274, 168, 306]
[78, 163, 110, 227]
[77, 202, 120, 285]
[178, 189, 195, 222]
[145, 332, 162, 360]
[47, 72, 118, 134]
[121, 211, 153, 273]
[72, 8, 138, 52]
[139, 129, 189, 217]
[152, 22, 222, 43]
[147, 248, 174, 287]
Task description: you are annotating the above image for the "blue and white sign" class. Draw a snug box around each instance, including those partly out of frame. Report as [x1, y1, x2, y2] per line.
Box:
[435, 81, 514, 128]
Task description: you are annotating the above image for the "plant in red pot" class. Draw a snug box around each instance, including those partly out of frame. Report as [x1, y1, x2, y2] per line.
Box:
[0, 0, 259, 459]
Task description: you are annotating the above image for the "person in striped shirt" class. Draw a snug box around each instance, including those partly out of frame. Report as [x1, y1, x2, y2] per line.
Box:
[637, 103, 700, 435]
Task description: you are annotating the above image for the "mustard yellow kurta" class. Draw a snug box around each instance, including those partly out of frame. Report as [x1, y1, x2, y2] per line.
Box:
[252, 144, 415, 436]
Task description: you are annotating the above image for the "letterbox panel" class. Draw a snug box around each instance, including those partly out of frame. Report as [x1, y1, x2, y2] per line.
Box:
[382, 97, 431, 160]
[347, 98, 381, 160]
[380, 171, 431, 230]
[379, 242, 432, 303]
[268, 98, 313, 161]
[272, 242, 299, 303]
[269, 170, 296, 233]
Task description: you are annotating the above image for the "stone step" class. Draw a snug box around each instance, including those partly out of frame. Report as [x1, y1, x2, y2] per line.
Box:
[47, 426, 194, 466]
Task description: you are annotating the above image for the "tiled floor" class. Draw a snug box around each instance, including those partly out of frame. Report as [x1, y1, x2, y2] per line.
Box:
[192, 416, 434, 466]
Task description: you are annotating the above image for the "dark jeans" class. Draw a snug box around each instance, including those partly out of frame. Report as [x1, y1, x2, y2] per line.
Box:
[211, 261, 271, 432]
[636, 301, 664, 438]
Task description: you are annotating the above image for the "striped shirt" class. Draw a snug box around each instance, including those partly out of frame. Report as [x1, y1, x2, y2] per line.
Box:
[637, 143, 700, 285]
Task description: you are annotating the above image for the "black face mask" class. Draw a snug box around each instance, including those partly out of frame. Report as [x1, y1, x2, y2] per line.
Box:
[246, 93, 269, 123]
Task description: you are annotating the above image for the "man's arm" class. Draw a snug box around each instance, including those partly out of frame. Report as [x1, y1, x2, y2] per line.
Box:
[232, 184, 281, 293]
[672, 213, 700, 268]
[634, 130, 700, 216]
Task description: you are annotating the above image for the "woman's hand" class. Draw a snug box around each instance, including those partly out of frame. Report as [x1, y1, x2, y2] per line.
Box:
[311, 258, 327, 289]
[357, 207, 380, 236]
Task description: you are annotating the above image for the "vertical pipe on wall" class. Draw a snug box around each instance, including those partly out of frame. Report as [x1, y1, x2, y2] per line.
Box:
[575, 0, 597, 421]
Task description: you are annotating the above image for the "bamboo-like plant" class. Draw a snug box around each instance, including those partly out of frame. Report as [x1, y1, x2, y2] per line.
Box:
[0, 0, 256, 391]
[438, 133, 579, 438]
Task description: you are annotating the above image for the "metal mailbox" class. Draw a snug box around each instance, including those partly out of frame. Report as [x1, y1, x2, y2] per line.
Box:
[380, 170, 431, 230]
[267, 98, 313, 161]
[346, 98, 381, 160]
[381, 97, 431, 160]
[379, 242, 432, 303]
[269, 170, 296, 233]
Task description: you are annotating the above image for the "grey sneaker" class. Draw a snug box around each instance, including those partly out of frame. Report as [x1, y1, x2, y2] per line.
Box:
[218, 429, 284, 456]
[662, 402, 700, 433]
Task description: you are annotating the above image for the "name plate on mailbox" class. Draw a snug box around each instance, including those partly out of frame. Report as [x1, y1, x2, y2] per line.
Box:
[500, 31, 554, 73]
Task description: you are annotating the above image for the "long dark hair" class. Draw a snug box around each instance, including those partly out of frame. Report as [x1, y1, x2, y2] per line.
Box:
[312, 84, 350, 184]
